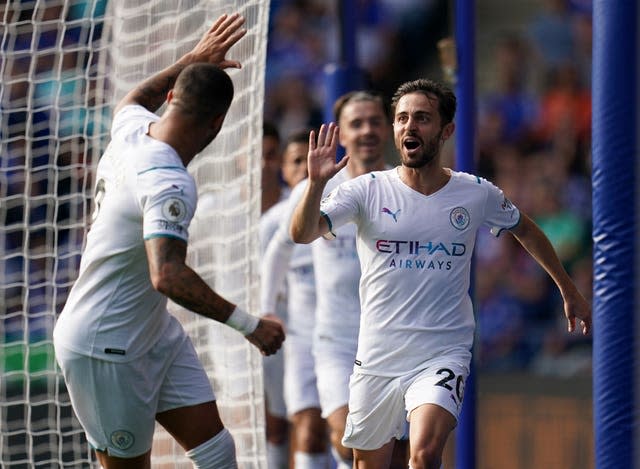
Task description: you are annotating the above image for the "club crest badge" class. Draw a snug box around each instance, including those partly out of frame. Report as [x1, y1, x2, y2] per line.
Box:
[449, 207, 470, 230]
[110, 430, 135, 450]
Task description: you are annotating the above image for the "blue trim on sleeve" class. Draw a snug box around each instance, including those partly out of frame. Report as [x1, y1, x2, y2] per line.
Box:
[137, 165, 186, 175]
[320, 211, 336, 239]
[492, 212, 522, 237]
[143, 233, 188, 242]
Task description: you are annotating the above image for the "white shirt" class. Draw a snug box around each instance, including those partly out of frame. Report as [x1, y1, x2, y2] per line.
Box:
[54, 105, 196, 362]
[261, 191, 316, 337]
[309, 168, 362, 345]
[320, 168, 520, 376]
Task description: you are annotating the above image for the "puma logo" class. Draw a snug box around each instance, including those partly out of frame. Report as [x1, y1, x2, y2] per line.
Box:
[381, 207, 401, 222]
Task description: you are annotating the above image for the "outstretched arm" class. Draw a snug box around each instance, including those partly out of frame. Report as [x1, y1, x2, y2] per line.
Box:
[114, 13, 246, 115]
[509, 213, 592, 335]
[145, 236, 285, 356]
[290, 123, 348, 243]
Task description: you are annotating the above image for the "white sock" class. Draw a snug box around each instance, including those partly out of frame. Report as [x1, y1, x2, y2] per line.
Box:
[294, 450, 330, 469]
[267, 441, 289, 469]
[185, 428, 236, 469]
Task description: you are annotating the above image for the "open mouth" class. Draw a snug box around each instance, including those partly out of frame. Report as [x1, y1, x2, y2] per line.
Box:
[403, 139, 421, 150]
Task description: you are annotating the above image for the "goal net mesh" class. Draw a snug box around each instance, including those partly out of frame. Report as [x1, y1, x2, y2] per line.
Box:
[1, 1, 268, 467]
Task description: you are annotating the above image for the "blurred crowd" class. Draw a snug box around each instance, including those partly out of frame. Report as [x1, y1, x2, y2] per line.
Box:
[263, 0, 593, 377]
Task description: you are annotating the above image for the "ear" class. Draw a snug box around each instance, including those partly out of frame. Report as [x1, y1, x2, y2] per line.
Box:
[212, 113, 225, 129]
[210, 112, 227, 136]
[166, 89, 174, 103]
[441, 122, 455, 142]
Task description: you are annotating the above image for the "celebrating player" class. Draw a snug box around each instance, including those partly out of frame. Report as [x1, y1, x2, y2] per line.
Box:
[290, 78, 591, 469]
[54, 13, 284, 469]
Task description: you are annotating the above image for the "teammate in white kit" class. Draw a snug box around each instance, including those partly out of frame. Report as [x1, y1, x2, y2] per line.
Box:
[290, 78, 592, 469]
[261, 129, 331, 468]
[53, 14, 284, 469]
[259, 121, 292, 469]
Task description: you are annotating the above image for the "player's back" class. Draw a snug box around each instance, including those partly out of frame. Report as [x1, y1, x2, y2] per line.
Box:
[54, 105, 196, 362]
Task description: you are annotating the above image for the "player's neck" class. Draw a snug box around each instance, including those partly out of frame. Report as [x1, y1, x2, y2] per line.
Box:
[398, 164, 450, 196]
[347, 156, 386, 179]
[148, 120, 198, 166]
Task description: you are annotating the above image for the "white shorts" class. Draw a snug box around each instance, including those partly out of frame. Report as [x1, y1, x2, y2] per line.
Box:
[342, 358, 469, 451]
[284, 334, 320, 416]
[55, 318, 215, 458]
[263, 350, 287, 418]
[313, 335, 357, 418]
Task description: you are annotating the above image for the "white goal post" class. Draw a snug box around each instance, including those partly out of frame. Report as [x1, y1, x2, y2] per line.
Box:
[1, 1, 269, 467]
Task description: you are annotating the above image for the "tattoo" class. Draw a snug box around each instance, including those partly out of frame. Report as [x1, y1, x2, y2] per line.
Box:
[133, 63, 187, 112]
[146, 237, 233, 321]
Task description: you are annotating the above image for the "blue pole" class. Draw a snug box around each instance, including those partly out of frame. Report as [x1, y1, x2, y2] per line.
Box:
[592, 1, 637, 468]
[454, 1, 476, 469]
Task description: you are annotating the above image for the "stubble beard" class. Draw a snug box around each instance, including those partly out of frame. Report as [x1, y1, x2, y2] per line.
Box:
[400, 131, 443, 169]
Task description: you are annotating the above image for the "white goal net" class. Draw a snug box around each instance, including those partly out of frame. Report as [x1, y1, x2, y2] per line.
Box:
[1, 1, 269, 467]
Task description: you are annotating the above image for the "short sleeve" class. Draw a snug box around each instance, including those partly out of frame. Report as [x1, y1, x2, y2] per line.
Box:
[111, 105, 158, 140]
[319, 178, 362, 237]
[138, 168, 197, 242]
[482, 178, 521, 237]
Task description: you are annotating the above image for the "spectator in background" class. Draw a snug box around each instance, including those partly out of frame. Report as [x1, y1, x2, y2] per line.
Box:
[533, 62, 591, 155]
[477, 33, 541, 156]
[526, 0, 576, 69]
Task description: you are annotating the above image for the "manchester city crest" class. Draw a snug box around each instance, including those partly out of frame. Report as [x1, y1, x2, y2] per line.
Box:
[449, 207, 470, 230]
[110, 430, 135, 450]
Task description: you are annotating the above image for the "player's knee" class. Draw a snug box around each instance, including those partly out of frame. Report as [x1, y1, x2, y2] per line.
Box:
[186, 428, 237, 469]
[409, 444, 442, 469]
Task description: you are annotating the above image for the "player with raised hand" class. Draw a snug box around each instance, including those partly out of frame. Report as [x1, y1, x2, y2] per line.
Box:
[290, 78, 591, 469]
[264, 91, 411, 468]
[54, 13, 284, 469]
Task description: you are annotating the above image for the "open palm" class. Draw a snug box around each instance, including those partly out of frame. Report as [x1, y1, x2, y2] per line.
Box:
[307, 123, 349, 182]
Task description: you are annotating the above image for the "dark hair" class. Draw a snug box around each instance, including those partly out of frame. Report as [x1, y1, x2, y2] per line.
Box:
[286, 128, 311, 146]
[172, 63, 234, 121]
[391, 79, 456, 125]
[333, 90, 389, 122]
[263, 120, 281, 142]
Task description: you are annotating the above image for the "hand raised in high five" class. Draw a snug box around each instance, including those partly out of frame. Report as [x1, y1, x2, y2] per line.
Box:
[307, 123, 349, 184]
[186, 13, 247, 69]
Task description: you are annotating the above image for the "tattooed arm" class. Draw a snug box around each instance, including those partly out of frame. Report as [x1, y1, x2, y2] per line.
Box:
[113, 13, 246, 115]
[145, 236, 285, 355]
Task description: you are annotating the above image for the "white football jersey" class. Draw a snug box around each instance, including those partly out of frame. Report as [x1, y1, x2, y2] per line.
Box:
[261, 195, 316, 337]
[54, 105, 197, 362]
[320, 168, 520, 376]
[284, 169, 363, 345]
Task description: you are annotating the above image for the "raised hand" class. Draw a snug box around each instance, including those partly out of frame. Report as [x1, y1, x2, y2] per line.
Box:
[188, 13, 247, 69]
[307, 123, 349, 183]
